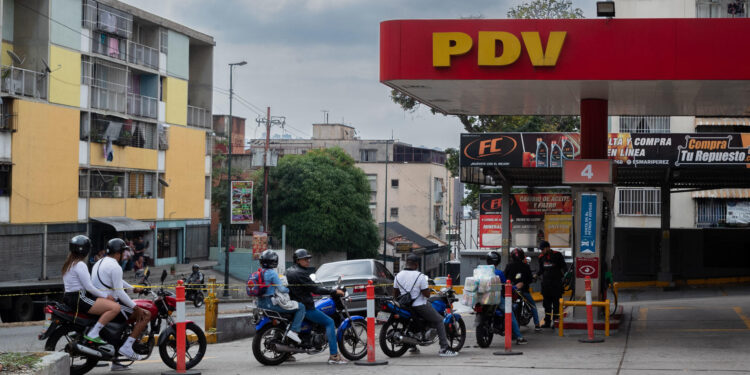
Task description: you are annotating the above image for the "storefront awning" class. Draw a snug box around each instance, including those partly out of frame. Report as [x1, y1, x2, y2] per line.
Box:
[695, 118, 750, 127]
[91, 217, 151, 232]
[691, 189, 750, 199]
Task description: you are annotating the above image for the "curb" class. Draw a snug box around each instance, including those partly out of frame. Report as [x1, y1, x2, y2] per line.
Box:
[32, 352, 69, 375]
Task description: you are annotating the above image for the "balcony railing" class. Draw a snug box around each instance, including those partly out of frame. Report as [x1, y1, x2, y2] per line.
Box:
[91, 33, 127, 62]
[187, 105, 212, 129]
[127, 92, 158, 119]
[127, 40, 159, 70]
[0, 66, 47, 99]
[91, 85, 126, 114]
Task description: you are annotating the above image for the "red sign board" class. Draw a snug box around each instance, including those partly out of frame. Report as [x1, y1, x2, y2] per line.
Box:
[563, 159, 612, 184]
[575, 257, 599, 279]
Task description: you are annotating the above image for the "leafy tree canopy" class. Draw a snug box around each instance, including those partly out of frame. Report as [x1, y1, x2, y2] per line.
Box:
[255, 147, 380, 259]
[507, 0, 584, 19]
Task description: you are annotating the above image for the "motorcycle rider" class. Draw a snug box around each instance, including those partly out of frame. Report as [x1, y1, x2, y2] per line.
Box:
[187, 264, 205, 285]
[286, 249, 348, 365]
[62, 235, 121, 345]
[394, 253, 459, 357]
[486, 251, 527, 345]
[92, 238, 151, 361]
[504, 248, 541, 332]
[257, 250, 304, 344]
[535, 240, 566, 328]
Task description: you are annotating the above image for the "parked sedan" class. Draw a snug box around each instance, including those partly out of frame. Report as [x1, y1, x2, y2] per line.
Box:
[312, 259, 394, 316]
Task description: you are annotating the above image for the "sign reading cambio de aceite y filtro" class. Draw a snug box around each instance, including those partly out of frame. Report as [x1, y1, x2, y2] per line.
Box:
[479, 193, 573, 248]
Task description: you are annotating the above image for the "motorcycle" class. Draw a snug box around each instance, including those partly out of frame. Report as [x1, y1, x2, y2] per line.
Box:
[39, 269, 208, 375]
[474, 289, 534, 348]
[378, 287, 466, 357]
[181, 273, 205, 308]
[251, 276, 368, 365]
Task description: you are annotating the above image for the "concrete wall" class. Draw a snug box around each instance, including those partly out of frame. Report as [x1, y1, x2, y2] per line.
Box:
[90, 143, 158, 170]
[616, 0, 696, 18]
[312, 123, 356, 140]
[49, 0, 81, 50]
[48, 45, 80, 107]
[187, 44, 212, 110]
[164, 76, 187, 126]
[164, 126, 205, 219]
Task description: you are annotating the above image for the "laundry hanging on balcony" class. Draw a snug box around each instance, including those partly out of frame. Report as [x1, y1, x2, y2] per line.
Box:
[103, 136, 114, 162]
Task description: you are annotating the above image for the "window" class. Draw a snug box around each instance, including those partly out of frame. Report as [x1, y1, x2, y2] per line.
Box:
[0, 164, 10, 196]
[360, 149, 377, 162]
[619, 116, 670, 133]
[390, 207, 399, 218]
[157, 173, 166, 198]
[205, 176, 211, 199]
[369, 203, 376, 219]
[696, 199, 727, 227]
[78, 170, 89, 198]
[366, 174, 377, 202]
[697, 0, 746, 18]
[90, 170, 125, 198]
[128, 172, 154, 198]
[0, 100, 15, 132]
[158, 123, 169, 150]
[391, 179, 399, 188]
[617, 188, 661, 216]
[160, 28, 168, 54]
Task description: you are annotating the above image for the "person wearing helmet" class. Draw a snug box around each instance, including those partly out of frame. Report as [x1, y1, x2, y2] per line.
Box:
[536, 240, 566, 328]
[257, 250, 304, 344]
[486, 251, 527, 344]
[62, 235, 121, 345]
[187, 264, 205, 285]
[91, 238, 151, 360]
[505, 248, 541, 332]
[286, 249, 348, 365]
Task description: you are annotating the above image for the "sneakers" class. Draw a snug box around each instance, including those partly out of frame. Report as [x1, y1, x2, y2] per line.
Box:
[285, 330, 301, 344]
[439, 348, 459, 357]
[516, 337, 528, 345]
[110, 363, 131, 371]
[84, 335, 106, 345]
[118, 346, 144, 361]
[534, 325, 543, 333]
[327, 354, 348, 365]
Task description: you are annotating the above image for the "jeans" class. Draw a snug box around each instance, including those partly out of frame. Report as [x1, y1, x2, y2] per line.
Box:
[499, 297, 522, 338]
[521, 291, 540, 326]
[258, 298, 305, 333]
[412, 303, 450, 350]
[305, 308, 338, 355]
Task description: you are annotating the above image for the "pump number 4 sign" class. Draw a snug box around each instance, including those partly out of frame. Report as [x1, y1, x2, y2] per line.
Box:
[563, 159, 612, 184]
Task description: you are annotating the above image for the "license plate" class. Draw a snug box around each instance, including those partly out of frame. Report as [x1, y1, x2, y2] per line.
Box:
[377, 312, 390, 322]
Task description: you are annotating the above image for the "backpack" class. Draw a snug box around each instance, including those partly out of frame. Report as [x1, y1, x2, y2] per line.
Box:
[395, 272, 422, 307]
[246, 268, 268, 297]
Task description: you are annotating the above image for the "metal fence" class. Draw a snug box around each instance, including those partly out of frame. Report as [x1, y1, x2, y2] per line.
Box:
[619, 116, 671, 133]
[696, 199, 727, 227]
[0, 65, 48, 99]
[127, 92, 157, 118]
[187, 105, 212, 129]
[91, 85, 127, 113]
[127, 40, 159, 70]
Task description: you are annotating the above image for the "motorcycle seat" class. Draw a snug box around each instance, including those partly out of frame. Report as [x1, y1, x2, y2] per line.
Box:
[52, 302, 97, 321]
[259, 308, 293, 321]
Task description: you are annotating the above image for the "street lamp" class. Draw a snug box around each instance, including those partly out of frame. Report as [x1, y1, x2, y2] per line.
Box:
[224, 60, 246, 297]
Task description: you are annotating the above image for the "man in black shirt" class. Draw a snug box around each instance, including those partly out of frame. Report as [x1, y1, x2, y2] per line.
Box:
[535, 240, 566, 328]
[504, 248, 541, 331]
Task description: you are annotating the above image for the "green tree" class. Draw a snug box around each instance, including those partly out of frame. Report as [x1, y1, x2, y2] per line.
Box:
[507, 0, 584, 19]
[255, 147, 379, 259]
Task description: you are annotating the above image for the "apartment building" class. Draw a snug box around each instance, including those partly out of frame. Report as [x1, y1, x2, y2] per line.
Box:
[248, 123, 457, 272]
[610, 0, 750, 280]
[0, 0, 214, 281]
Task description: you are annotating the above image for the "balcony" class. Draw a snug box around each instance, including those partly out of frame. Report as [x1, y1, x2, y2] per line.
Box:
[91, 33, 127, 62]
[127, 92, 157, 119]
[127, 40, 159, 70]
[0, 66, 47, 99]
[91, 85, 126, 114]
[187, 105, 211, 129]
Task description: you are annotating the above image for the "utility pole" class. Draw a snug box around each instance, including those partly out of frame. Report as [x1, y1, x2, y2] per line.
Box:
[225, 60, 246, 297]
[382, 138, 389, 268]
[264, 107, 271, 232]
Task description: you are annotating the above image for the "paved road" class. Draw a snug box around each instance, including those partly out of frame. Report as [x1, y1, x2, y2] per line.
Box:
[5, 285, 750, 374]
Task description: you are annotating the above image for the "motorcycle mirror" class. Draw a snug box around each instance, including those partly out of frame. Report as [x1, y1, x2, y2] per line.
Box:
[310, 273, 317, 282]
[337, 275, 342, 285]
[160, 269, 168, 283]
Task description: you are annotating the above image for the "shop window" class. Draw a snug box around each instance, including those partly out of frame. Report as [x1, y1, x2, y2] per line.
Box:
[0, 164, 10, 196]
[617, 188, 661, 216]
[157, 229, 178, 259]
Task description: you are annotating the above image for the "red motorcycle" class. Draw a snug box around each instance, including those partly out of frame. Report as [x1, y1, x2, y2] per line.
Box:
[39, 270, 207, 375]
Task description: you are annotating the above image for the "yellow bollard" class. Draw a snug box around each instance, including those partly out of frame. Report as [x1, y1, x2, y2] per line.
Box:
[559, 298, 564, 337]
[205, 277, 218, 344]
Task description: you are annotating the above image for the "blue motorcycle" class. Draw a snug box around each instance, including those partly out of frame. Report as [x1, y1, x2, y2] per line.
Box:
[251, 278, 367, 365]
[378, 288, 466, 357]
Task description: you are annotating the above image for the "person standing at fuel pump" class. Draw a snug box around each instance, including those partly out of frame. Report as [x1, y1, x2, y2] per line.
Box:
[535, 240, 566, 328]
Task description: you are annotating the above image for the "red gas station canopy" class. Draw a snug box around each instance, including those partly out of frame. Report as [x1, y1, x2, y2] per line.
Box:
[380, 19, 750, 116]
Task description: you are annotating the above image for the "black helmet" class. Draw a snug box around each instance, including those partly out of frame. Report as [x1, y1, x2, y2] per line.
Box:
[486, 251, 501, 266]
[260, 250, 279, 269]
[69, 235, 91, 256]
[192, 264, 200, 271]
[511, 248, 525, 263]
[106, 238, 128, 255]
[539, 240, 551, 250]
[293, 249, 312, 263]
[406, 254, 420, 264]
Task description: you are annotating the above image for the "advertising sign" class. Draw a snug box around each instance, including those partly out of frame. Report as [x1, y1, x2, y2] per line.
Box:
[608, 133, 750, 168]
[579, 193, 597, 254]
[461, 133, 581, 168]
[252, 232, 267, 260]
[575, 257, 599, 279]
[231, 181, 254, 224]
[479, 193, 573, 248]
[727, 201, 750, 224]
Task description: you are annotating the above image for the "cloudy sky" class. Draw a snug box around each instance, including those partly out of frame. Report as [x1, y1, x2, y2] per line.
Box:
[122, 0, 593, 150]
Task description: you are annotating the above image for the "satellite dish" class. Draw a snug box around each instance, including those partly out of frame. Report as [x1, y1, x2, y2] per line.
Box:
[40, 58, 52, 74]
[6, 51, 24, 66]
[158, 178, 169, 187]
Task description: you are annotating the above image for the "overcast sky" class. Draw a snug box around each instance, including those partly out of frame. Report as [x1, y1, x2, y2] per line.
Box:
[122, 0, 593, 150]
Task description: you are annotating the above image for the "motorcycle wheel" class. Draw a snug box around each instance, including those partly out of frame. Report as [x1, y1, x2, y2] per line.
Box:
[44, 325, 99, 375]
[158, 322, 207, 369]
[445, 317, 466, 352]
[193, 292, 204, 308]
[517, 304, 532, 327]
[338, 319, 368, 361]
[476, 322, 493, 348]
[251, 323, 291, 366]
[379, 318, 410, 358]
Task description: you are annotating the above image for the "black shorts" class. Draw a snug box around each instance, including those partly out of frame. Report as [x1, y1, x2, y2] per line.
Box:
[62, 291, 97, 314]
[112, 303, 135, 323]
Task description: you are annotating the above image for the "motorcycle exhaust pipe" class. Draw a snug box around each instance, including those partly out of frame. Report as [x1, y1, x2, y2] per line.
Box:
[273, 343, 307, 354]
[74, 344, 103, 358]
[395, 333, 420, 346]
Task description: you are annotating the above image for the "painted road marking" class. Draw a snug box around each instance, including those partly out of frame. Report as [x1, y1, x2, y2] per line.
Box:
[733, 307, 750, 329]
